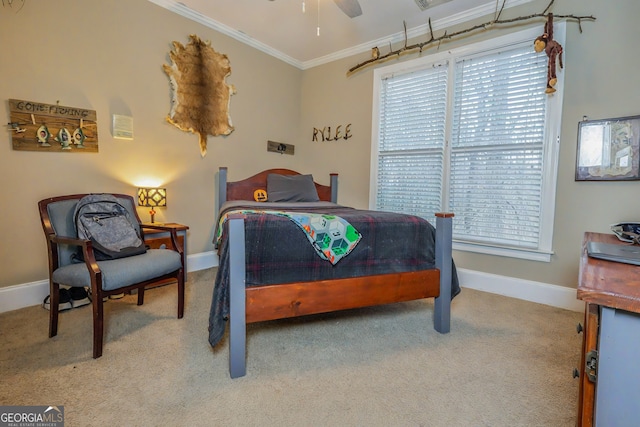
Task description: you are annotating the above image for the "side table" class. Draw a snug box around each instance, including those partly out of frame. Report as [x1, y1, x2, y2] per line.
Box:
[142, 222, 189, 287]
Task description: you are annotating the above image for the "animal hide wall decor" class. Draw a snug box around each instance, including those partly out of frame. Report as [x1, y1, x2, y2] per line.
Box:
[163, 34, 235, 157]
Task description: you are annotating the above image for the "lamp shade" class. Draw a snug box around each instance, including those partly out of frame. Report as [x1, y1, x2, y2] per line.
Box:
[137, 187, 167, 207]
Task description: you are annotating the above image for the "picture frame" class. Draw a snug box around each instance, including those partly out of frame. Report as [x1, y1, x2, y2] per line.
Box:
[575, 115, 640, 181]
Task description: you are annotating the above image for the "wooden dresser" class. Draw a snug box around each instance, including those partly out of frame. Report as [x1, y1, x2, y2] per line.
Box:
[577, 232, 640, 426]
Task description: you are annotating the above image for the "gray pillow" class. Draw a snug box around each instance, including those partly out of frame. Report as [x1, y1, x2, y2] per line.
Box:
[267, 174, 320, 202]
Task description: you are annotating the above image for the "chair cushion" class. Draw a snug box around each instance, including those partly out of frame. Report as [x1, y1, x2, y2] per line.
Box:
[52, 249, 182, 291]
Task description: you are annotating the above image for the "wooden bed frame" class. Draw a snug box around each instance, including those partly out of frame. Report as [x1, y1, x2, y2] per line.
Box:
[217, 167, 454, 378]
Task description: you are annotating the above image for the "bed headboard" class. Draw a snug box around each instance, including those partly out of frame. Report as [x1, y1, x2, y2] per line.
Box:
[218, 167, 338, 211]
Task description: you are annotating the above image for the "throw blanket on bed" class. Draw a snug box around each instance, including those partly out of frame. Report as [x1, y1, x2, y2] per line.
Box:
[216, 209, 362, 265]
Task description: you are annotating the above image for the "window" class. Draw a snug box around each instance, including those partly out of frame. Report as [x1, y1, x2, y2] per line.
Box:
[371, 26, 565, 262]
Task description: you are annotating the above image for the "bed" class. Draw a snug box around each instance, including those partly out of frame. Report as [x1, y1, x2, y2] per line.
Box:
[209, 167, 459, 378]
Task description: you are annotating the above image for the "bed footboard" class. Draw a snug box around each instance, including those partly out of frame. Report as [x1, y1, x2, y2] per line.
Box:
[226, 212, 454, 379]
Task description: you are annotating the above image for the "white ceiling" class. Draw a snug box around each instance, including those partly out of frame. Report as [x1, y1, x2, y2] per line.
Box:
[149, 0, 532, 69]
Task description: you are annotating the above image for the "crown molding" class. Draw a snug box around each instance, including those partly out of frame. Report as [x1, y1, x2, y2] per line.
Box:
[148, 0, 304, 68]
[301, 0, 533, 69]
[149, 0, 534, 70]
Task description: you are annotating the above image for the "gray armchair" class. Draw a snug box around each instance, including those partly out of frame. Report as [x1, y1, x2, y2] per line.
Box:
[38, 193, 185, 358]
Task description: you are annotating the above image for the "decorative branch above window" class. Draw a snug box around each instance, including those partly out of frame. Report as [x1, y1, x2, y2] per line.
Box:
[348, 0, 595, 79]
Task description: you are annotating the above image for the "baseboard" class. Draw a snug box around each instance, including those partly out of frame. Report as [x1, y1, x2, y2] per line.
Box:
[0, 252, 220, 314]
[0, 256, 583, 314]
[457, 268, 585, 312]
[0, 280, 51, 314]
[187, 250, 218, 272]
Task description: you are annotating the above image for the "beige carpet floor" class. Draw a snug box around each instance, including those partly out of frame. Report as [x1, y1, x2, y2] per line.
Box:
[0, 268, 583, 426]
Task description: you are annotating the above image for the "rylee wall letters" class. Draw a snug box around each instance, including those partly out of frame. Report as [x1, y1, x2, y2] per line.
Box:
[312, 124, 352, 142]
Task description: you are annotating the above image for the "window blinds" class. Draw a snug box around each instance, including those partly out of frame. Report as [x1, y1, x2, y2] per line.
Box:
[375, 41, 551, 250]
[376, 64, 448, 220]
[450, 46, 547, 248]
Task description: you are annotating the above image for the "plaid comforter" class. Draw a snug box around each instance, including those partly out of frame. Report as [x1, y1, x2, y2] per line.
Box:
[215, 208, 362, 264]
[208, 201, 460, 347]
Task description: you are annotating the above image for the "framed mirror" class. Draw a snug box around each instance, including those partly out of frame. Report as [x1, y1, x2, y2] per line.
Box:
[576, 115, 640, 181]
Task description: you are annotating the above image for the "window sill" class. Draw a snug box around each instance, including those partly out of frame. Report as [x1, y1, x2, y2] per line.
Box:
[453, 241, 553, 262]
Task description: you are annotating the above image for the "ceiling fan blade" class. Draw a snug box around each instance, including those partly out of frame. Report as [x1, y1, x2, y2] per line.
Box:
[334, 0, 362, 18]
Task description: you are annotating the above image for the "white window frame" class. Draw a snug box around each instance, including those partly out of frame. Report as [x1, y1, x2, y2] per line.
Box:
[370, 25, 565, 262]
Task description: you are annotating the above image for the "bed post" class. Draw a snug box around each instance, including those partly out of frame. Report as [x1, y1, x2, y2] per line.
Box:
[330, 173, 338, 203]
[218, 167, 228, 212]
[228, 214, 247, 378]
[434, 212, 454, 334]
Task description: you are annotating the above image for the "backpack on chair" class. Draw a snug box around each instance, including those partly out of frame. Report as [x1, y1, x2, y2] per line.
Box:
[73, 194, 147, 261]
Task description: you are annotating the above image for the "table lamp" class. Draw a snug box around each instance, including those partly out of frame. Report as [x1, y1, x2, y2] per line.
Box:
[137, 187, 166, 223]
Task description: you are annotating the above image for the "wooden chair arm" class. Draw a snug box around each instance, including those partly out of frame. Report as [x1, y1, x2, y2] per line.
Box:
[48, 234, 88, 246]
[48, 234, 101, 275]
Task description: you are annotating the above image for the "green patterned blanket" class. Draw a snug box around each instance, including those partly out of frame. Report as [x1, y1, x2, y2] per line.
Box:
[216, 209, 361, 265]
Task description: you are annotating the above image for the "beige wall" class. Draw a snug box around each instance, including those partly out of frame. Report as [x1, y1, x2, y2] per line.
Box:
[0, 0, 303, 286]
[2, 0, 640, 292]
[300, 0, 640, 289]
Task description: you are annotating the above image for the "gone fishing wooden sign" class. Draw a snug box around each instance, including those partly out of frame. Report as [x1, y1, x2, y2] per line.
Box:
[8, 99, 98, 153]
